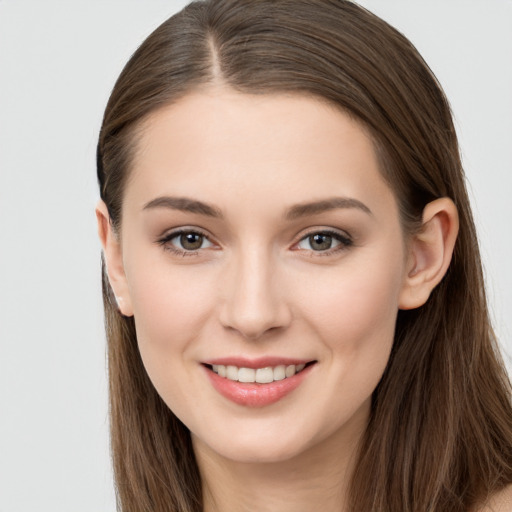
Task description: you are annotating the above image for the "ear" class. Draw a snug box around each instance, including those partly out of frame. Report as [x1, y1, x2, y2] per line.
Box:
[95, 200, 134, 317]
[399, 197, 459, 310]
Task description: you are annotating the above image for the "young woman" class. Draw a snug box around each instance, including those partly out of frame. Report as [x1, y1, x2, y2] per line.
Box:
[95, 1, 512, 510]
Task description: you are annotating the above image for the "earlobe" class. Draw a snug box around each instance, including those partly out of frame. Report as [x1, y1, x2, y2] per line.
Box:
[399, 197, 459, 310]
[95, 200, 134, 317]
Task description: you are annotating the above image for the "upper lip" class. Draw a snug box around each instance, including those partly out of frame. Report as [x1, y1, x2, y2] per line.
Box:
[202, 356, 315, 369]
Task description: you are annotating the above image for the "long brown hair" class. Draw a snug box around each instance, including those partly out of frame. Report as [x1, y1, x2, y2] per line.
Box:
[96, 1, 512, 510]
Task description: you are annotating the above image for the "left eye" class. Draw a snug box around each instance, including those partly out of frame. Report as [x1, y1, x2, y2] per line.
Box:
[296, 231, 350, 252]
[166, 231, 213, 251]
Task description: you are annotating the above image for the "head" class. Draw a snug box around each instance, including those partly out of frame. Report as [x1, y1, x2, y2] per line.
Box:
[96, 1, 510, 511]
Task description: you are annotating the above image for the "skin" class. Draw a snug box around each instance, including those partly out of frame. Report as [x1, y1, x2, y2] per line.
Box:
[97, 87, 459, 512]
[479, 487, 512, 512]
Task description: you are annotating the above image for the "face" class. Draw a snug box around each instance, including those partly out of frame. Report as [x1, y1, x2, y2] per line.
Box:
[115, 88, 411, 463]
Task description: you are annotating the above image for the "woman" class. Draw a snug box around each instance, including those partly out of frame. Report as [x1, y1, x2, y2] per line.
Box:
[95, 1, 512, 510]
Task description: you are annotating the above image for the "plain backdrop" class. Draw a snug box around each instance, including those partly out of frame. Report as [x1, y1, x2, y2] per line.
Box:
[0, 1, 511, 510]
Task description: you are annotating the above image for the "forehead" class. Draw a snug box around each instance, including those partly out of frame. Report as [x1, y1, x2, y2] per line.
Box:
[126, 88, 397, 219]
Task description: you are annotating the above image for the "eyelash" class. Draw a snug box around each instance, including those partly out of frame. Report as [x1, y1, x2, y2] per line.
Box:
[294, 229, 353, 256]
[156, 228, 353, 257]
[157, 228, 213, 257]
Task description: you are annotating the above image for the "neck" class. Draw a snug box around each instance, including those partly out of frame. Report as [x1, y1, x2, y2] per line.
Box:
[193, 405, 368, 512]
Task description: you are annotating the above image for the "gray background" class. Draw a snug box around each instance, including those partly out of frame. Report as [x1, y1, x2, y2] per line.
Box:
[0, 1, 510, 510]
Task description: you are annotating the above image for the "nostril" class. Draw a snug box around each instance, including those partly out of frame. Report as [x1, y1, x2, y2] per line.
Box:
[222, 322, 287, 342]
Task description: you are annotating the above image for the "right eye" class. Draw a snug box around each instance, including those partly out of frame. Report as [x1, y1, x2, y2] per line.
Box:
[158, 229, 213, 255]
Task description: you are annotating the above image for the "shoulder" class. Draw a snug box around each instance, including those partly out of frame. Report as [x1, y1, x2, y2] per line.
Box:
[475, 485, 512, 512]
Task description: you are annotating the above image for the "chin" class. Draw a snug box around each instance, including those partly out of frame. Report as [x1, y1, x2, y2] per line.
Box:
[209, 442, 308, 465]
[191, 422, 320, 465]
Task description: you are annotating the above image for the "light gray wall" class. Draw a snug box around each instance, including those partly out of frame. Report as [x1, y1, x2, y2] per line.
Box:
[0, 1, 510, 510]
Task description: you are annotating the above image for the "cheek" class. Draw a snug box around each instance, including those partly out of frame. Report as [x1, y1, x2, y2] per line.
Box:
[124, 262, 220, 414]
[293, 253, 404, 429]
[306, 271, 400, 337]
[127, 261, 215, 341]
[296, 248, 405, 366]
[124, 256, 220, 399]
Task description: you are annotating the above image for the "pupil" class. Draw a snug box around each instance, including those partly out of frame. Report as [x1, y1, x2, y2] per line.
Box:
[180, 233, 203, 250]
[310, 233, 332, 251]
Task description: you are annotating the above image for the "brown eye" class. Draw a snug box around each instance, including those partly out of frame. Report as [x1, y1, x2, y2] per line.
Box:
[296, 230, 352, 253]
[180, 232, 204, 250]
[309, 233, 333, 251]
[159, 230, 214, 253]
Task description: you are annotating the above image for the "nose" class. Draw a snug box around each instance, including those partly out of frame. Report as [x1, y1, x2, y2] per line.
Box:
[219, 247, 292, 340]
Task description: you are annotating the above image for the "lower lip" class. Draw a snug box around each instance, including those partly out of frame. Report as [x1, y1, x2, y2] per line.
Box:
[203, 364, 315, 407]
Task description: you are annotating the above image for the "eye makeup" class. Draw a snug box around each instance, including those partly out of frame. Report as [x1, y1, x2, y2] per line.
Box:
[156, 227, 215, 257]
[293, 229, 353, 256]
[155, 226, 354, 259]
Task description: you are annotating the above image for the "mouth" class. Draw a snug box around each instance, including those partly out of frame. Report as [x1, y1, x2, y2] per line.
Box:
[202, 359, 317, 407]
[203, 361, 316, 383]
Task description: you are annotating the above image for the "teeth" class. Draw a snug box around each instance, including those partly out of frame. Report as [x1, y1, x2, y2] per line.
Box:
[210, 363, 309, 383]
[255, 367, 273, 384]
[226, 365, 238, 380]
[238, 367, 256, 383]
[273, 365, 286, 381]
[285, 365, 296, 378]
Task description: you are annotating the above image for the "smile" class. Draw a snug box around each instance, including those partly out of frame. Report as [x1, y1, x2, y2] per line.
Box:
[210, 363, 307, 383]
[203, 360, 317, 407]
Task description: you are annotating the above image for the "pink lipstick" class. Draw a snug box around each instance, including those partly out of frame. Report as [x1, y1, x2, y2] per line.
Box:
[202, 358, 316, 407]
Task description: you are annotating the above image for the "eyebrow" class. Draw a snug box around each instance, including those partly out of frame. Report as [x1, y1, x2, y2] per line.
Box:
[142, 195, 372, 219]
[143, 196, 223, 218]
[285, 197, 372, 220]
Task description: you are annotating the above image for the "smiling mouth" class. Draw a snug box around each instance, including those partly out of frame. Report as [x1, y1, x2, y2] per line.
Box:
[204, 361, 316, 384]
